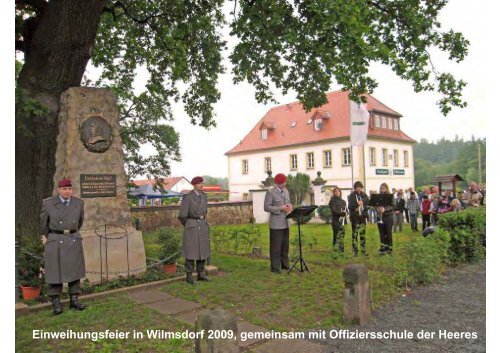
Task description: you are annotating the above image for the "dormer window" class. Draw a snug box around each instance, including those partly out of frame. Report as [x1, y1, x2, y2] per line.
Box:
[314, 119, 323, 131]
[259, 121, 275, 140]
[394, 119, 399, 130]
[311, 109, 329, 131]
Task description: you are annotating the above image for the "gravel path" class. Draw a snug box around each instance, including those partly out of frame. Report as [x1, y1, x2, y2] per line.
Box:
[311, 261, 486, 353]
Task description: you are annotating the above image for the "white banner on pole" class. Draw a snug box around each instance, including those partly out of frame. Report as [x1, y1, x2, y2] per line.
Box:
[349, 100, 370, 146]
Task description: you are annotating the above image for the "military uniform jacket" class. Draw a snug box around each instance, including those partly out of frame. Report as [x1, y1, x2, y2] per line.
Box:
[264, 186, 291, 230]
[178, 190, 211, 260]
[40, 196, 86, 284]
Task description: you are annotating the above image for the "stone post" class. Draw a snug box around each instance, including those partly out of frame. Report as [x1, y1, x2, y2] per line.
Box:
[343, 264, 372, 325]
[312, 171, 327, 218]
[249, 189, 269, 224]
[195, 309, 239, 353]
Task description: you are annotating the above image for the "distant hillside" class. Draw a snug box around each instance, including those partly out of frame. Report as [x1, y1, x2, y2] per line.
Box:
[413, 136, 486, 188]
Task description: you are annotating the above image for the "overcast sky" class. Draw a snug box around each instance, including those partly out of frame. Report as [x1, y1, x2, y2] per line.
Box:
[92, 0, 490, 180]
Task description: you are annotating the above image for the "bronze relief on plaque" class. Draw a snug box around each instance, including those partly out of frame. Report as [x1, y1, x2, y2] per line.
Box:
[80, 115, 113, 153]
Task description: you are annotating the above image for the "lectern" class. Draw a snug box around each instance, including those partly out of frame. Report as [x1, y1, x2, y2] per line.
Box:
[286, 205, 318, 274]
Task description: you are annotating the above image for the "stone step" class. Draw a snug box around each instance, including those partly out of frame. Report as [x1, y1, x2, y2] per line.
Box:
[128, 289, 174, 304]
[252, 339, 327, 353]
[145, 297, 202, 315]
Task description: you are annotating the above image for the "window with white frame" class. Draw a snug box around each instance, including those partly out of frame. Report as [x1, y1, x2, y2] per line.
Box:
[264, 157, 272, 172]
[261, 129, 268, 140]
[306, 152, 315, 169]
[394, 119, 399, 130]
[382, 149, 388, 166]
[369, 147, 376, 166]
[393, 149, 399, 166]
[290, 154, 298, 170]
[404, 150, 409, 167]
[323, 150, 332, 167]
[242, 160, 248, 174]
[381, 116, 387, 128]
[388, 117, 393, 129]
[375, 115, 381, 128]
[342, 148, 351, 166]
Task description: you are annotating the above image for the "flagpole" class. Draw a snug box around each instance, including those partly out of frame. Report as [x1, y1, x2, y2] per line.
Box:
[349, 103, 354, 191]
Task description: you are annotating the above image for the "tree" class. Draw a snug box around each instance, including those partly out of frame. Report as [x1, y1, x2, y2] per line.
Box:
[286, 173, 311, 206]
[15, 0, 469, 237]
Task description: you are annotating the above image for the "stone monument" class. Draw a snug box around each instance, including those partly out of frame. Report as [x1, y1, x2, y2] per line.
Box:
[53, 87, 147, 283]
[342, 264, 372, 325]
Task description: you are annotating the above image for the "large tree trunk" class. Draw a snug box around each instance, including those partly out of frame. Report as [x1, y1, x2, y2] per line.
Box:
[16, 0, 106, 238]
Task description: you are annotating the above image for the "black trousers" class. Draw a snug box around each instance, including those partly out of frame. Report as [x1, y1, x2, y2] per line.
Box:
[47, 279, 81, 297]
[404, 209, 410, 223]
[185, 259, 206, 273]
[377, 215, 394, 254]
[422, 214, 431, 229]
[332, 219, 345, 253]
[350, 218, 367, 256]
[269, 228, 289, 271]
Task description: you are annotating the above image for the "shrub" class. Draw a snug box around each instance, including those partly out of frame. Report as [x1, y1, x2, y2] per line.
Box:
[17, 235, 44, 287]
[157, 228, 182, 264]
[210, 225, 263, 254]
[317, 205, 332, 224]
[402, 228, 450, 285]
[437, 207, 486, 264]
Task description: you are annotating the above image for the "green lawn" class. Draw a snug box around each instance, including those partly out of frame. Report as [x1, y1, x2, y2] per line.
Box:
[16, 294, 193, 353]
[15, 221, 433, 352]
[154, 222, 426, 331]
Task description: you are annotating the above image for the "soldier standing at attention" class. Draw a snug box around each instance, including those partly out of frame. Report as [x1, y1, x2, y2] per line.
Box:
[40, 178, 86, 315]
[264, 173, 292, 273]
[178, 176, 211, 285]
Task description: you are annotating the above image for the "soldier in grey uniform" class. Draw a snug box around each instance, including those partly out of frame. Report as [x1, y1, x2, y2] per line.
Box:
[178, 176, 211, 284]
[40, 178, 86, 314]
[264, 173, 292, 273]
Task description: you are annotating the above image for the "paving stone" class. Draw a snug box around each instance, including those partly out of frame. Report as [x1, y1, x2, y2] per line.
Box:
[146, 297, 202, 315]
[252, 339, 327, 353]
[237, 321, 270, 348]
[128, 290, 174, 304]
[174, 310, 203, 326]
[205, 265, 219, 276]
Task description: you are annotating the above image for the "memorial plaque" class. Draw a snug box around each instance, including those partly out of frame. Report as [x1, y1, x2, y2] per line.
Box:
[393, 169, 405, 175]
[80, 174, 117, 198]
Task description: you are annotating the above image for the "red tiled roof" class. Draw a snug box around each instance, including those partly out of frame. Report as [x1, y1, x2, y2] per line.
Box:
[132, 177, 184, 190]
[226, 90, 415, 155]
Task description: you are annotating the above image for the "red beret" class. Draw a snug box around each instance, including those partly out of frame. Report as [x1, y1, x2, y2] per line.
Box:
[274, 173, 287, 185]
[191, 176, 204, 185]
[58, 179, 72, 187]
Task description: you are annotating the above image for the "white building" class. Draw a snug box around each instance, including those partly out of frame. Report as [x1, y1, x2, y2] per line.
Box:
[226, 91, 416, 209]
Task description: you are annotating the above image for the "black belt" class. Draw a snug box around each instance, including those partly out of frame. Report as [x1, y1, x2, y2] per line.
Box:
[50, 229, 77, 234]
[187, 216, 205, 220]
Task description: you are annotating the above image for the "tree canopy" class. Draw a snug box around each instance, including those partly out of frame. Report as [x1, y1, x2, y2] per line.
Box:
[16, 0, 470, 181]
[15, 0, 469, 236]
